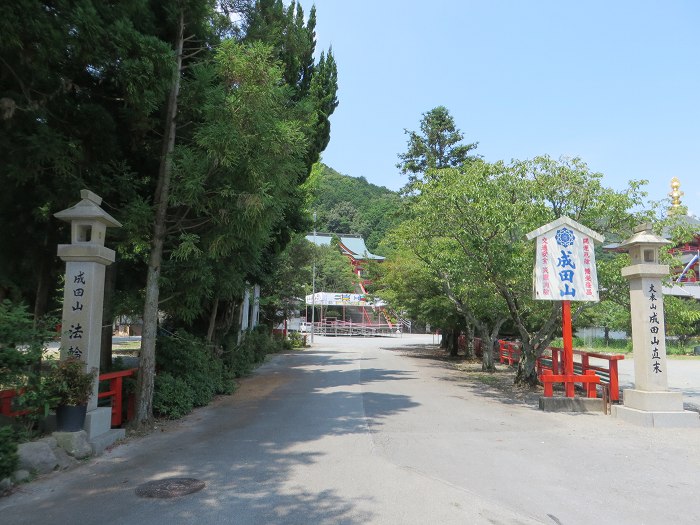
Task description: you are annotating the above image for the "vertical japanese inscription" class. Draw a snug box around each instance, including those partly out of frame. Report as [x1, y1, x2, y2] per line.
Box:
[555, 227, 577, 298]
[533, 223, 599, 302]
[541, 237, 550, 297]
[67, 270, 87, 359]
[648, 283, 662, 374]
[582, 237, 594, 297]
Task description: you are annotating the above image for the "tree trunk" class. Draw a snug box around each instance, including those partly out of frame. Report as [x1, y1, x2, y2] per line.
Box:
[604, 326, 610, 346]
[100, 263, 116, 372]
[464, 323, 475, 359]
[514, 353, 539, 386]
[503, 297, 560, 387]
[440, 331, 448, 349]
[32, 232, 52, 322]
[134, 12, 185, 428]
[220, 300, 237, 341]
[206, 298, 219, 343]
[474, 318, 504, 373]
[449, 329, 459, 358]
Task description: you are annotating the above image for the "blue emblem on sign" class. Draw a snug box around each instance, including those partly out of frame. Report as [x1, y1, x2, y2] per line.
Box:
[555, 227, 575, 247]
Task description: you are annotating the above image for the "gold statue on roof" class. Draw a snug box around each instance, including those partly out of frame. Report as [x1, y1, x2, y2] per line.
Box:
[669, 177, 683, 210]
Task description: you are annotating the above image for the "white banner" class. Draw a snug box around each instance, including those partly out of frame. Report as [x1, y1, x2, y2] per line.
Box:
[533, 226, 599, 301]
[305, 292, 385, 306]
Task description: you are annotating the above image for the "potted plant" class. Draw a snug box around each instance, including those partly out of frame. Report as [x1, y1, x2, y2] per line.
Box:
[44, 358, 97, 432]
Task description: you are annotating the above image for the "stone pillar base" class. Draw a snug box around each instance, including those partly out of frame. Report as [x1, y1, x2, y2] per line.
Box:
[84, 407, 112, 439]
[613, 389, 699, 427]
[612, 405, 699, 428]
[622, 389, 684, 412]
[84, 407, 125, 453]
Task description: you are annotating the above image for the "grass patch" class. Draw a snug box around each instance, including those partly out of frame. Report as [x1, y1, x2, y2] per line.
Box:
[549, 336, 700, 356]
[112, 341, 141, 351]
[471, 373, 500, 386]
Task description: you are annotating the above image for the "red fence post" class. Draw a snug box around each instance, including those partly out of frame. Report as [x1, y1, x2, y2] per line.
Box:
[0, 390, 14, 416]
[111, 376, 123, 427]
[585, 370, 598, 398]
[581, 353, 590, 374]
[609, 358, 620, 402]
[542, 370, 553, 397]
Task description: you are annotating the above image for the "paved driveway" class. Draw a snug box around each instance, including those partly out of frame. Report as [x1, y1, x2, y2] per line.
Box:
[3, 334, 700, 524]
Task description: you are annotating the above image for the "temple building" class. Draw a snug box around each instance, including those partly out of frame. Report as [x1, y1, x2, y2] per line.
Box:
[602, 177, 699, 300]
[304, 232, 393, 335]
[666, 177, 700, 299]
[305, 233, 385, 293]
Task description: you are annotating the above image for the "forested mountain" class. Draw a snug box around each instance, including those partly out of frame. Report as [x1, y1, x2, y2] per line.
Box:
[303, 163, 401, 251]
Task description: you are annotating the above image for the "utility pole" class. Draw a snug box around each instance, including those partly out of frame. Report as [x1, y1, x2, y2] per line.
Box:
[311, 212, 316, 344]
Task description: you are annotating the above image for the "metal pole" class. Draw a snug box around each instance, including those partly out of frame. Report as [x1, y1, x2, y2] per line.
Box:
[311, 212, 316, 344]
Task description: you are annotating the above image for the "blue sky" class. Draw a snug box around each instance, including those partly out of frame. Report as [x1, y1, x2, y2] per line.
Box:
[310, 0, 699, 215]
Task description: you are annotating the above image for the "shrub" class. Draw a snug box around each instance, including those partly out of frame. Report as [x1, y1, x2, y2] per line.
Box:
[43, 358, 97, 407]
[0, 426, 18, 481]
[155, 331, 233, 409]
[288, 331, 304, 348]
[223, 334, 256, 378]
[0, 300, 56, 438]
[153, 372, 194, 419]
[223, 327, 285, 378]
[0, 300, 48, 391]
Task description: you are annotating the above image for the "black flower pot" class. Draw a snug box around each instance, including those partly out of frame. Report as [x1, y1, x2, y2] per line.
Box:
[55, 405, 87, 432]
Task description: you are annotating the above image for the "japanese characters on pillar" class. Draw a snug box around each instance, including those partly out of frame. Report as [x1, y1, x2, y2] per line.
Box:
[618, 223, 673, 392]
[527, 216, 604, 302]
[66, 269, 87, 359]
[647, 283, 663, 375]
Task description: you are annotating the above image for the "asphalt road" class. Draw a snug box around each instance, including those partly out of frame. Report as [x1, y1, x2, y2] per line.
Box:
[3, 334, 700, 524]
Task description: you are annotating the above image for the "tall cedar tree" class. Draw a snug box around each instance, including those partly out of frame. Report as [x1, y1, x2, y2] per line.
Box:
[0, 0, 172, 316]
[397, 106, 478, 193]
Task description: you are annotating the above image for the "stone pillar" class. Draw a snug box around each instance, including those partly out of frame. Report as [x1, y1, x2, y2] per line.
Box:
[251, 284, 260, 329]
[612, 224, 698, 427]
[241, 288, 250, 332]
[55, 190, 122, 440]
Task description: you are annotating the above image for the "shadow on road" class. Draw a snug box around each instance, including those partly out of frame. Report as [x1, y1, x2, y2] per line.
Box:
[3, 347, 421, 525]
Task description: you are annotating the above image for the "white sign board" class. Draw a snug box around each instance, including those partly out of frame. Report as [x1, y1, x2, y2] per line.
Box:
[305, 292, 386, 306]
[527, 217, 603, 302]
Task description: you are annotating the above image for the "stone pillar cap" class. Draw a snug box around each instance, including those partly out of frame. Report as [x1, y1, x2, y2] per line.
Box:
[54, 189, 122, 228]
[618, 223, 671, 250]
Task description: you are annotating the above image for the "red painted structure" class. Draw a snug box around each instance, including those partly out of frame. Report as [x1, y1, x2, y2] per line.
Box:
[497, 340, 624, 402]
[671, 236, 700, 283]
[305, 232, 393, 332]
[0, 389, 31, 417]
[1, 368, 137, 428]
[97, 368, 137, 427]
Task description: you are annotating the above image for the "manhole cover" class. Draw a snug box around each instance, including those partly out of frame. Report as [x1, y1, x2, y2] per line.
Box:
[135, 477, 205, 498]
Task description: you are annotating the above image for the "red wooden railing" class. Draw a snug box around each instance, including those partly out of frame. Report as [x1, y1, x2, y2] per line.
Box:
[0, 388, 31, 417]
[499, 340, 521, 365]
[0, 368, 137, 428]
[97, 368, 138, 427]
[537, 347, 624, 402]
[497, 340, 624, 402]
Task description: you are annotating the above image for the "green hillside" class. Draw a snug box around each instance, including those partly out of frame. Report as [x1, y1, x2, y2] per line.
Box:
[304, 163, 401, 251]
